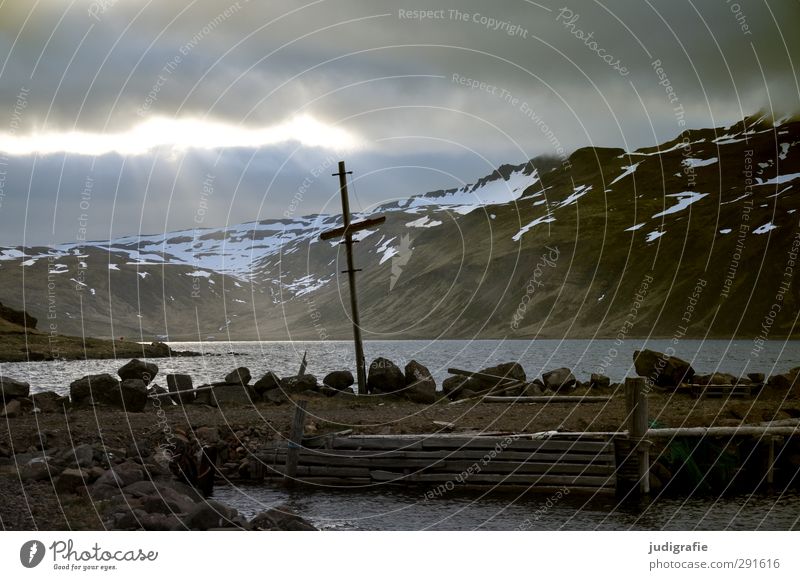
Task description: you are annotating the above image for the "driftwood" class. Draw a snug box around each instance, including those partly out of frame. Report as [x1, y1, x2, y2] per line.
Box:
[481, 395, 612, 404]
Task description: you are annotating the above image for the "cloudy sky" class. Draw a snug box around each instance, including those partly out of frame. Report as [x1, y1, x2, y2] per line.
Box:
[0, 0, 797, 245]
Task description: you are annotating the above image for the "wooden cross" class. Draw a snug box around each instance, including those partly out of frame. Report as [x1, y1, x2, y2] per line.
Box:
[320, 161, 385, 395]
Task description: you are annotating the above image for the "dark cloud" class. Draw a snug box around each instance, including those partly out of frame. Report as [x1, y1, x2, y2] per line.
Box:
[0, 0, 798, 244]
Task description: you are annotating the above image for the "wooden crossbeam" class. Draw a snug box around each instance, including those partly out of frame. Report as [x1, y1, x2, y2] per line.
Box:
[320, 216, 386, 241]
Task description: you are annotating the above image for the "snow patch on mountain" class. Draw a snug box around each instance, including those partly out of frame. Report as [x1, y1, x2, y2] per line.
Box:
[652, 192, 708, 218]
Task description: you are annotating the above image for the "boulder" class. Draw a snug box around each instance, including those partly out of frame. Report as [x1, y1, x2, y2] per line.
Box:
[589, 373, 611, 389]
[747, 372, 765, 384]
[183, 500, 242, 530]
[279, 374, 318, 394]
[693, 372, 738, 386]
[250, 506, 317, 530]
[323, 370, 355, 392]
[166, 374, 194, 404]
[766, 368, 800, 396]
[404, 360, 437, 404]
[224, 367, 251, 386]
[118, 359, 158, 385]
[55, 467, 89, 494]
[30, 391, 69, 413]
[0, 399, 21, 418]
[0, 376, 30, 401]
[542, 368, 577, 392]
[480, 362, 526, 384]
[253, 371, 282, 395]
[71, 444, 95, 468]
[69, 374, 120, 406]
[115, 379, 148, 412]
[633, 349, 695, 388]
[367, 358, 405, 394]
[522, 382, 543, 396]
[263, 388, 288, 405]
[442, 376, 483, 400]
[196, 385, 255, 407]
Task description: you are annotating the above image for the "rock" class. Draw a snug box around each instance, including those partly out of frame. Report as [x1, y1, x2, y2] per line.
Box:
[69, 373, 120, 406]
[367, 357, 405, 394]
[72, 444, 95, 468]
[114, 379, 148, 412]
[589, 373, 611, 389]
[443, 362, 527, 399]
[56, 467, 88, 494]
[766, 368, 800, 396]
[209, 384, 256, 406]
[693, 372, 738, 385]
[91, 461, 145, 498]
[0, 301, 37, 328]
[0, 399, 21, 418]
[263, 388, 288, 405]
[633, 349, 695, 388]
[250, 505, 317, 530]
[195, 426, 220, 446]
[748, 372, 765, 384]
[166, 374, 194, 404]
[442, 376, 483, 400]
[480, 362, 526, 384]
[280, 374, 318, 394]
[118, 359, 158, 385]
[224, 367, 251, 386]
[404, 360, 437, 404]
[253, 371, 282, 395]
[183, 499, 242, 530]
[19, 461, 51, 482]
[0, 376, 30, 401]
[542, 368, 577, 392]
[522, 382, 543, 396]
[323, 370, 355, 392]
[139, 512, 182, 531]
[30, 391, 68, 413]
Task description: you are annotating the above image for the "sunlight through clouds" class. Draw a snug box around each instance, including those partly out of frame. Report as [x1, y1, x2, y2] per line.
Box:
[0, 114, 364, 156]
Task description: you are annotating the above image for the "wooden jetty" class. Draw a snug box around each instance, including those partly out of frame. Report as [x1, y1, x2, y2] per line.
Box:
[255, 431, 618, 494]
[245, 377, 799, 497]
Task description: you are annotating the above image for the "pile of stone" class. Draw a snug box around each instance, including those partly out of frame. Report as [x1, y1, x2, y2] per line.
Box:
[366, 358, 439, 403]
[2, 440, 316, 531]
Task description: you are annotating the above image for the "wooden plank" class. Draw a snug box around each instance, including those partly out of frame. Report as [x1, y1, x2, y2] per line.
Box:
[259, 448, 616, 465]
[263, 476, 372, 486]
[482, 396, 612, 404]
[422, 461, 614, 476]
[258, 453, 615, 474]
[369, 470, 615, 487]
[647, 426, 800, 437]
[319, 216, 386, 240]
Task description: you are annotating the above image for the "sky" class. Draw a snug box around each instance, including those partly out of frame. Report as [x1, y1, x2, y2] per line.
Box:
[0, 0, 798, 246]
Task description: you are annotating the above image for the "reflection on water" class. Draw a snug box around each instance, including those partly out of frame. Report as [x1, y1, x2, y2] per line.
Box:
[3, 339, 799, 395]
[213, 483, 800, 531]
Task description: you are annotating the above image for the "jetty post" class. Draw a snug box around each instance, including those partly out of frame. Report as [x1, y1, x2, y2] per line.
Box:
[625, 377, 650, 494]
[320, 161, 385, 395]
[284, 400, 308, 487]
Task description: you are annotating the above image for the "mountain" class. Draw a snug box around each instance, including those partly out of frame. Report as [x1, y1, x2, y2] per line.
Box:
[1, 113, 799, 342]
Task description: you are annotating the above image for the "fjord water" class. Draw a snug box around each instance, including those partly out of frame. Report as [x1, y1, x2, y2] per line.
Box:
[213, 484, 800, 530]
[2, 339, 798, 395]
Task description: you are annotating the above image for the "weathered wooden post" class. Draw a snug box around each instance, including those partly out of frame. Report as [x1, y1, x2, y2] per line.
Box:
[284, 400, 308, 487]
[625, 377, 650, 494]
[320, 161, 385, 395]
